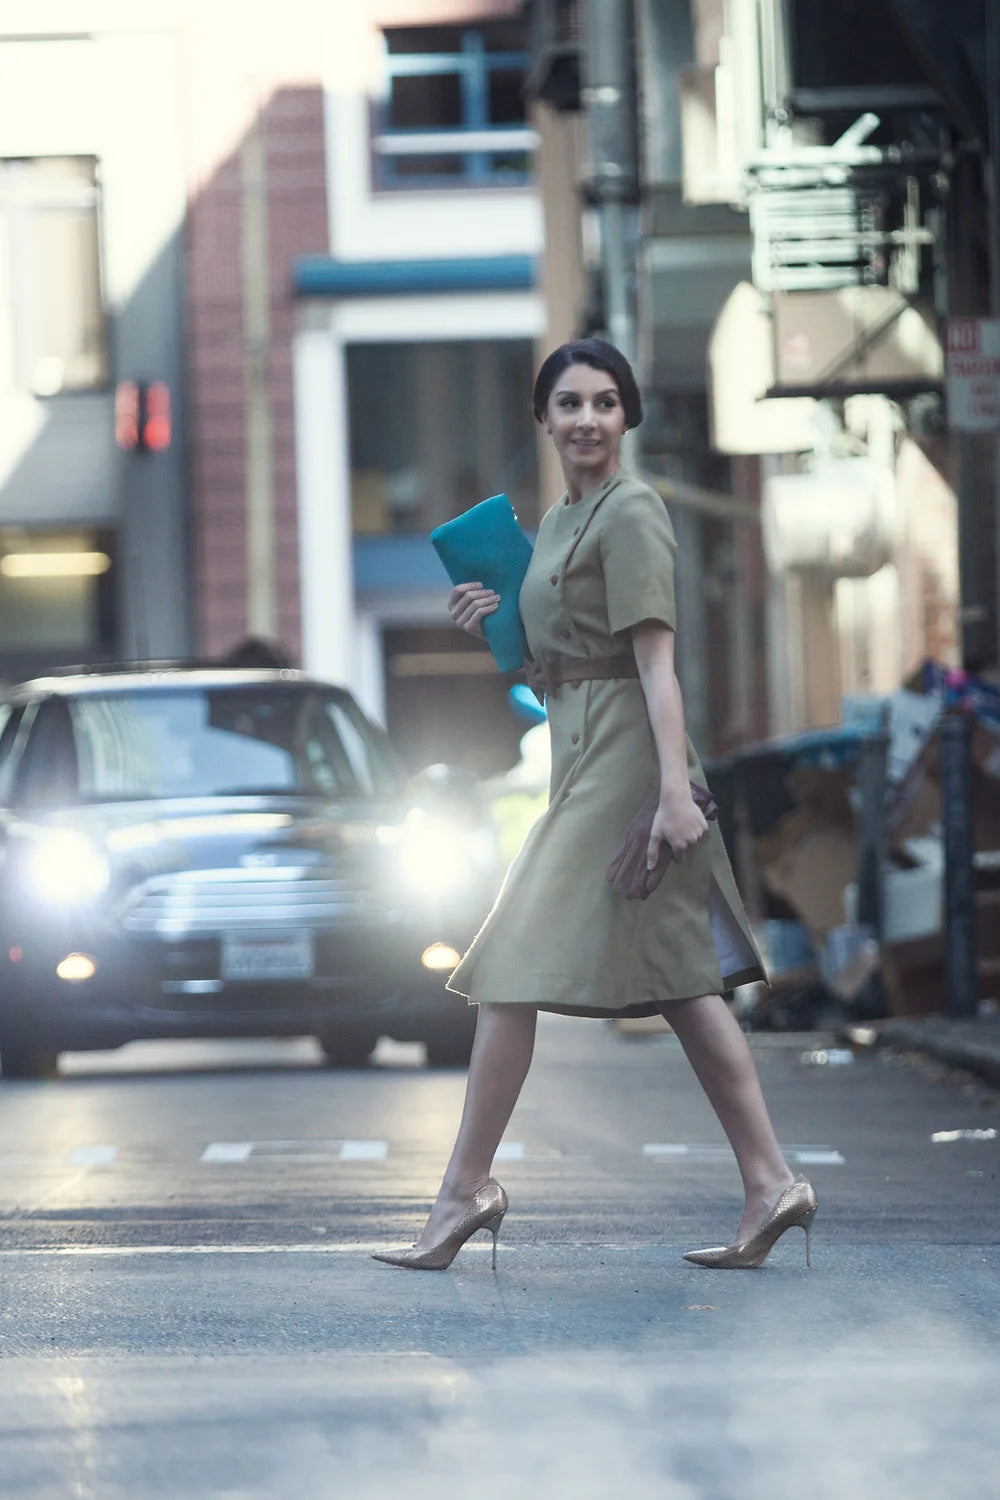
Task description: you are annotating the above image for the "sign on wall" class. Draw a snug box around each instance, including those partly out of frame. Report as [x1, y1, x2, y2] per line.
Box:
[946, 317, 1000, 432]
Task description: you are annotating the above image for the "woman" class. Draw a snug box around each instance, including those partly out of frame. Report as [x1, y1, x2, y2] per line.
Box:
[374, 339, 817, 1273]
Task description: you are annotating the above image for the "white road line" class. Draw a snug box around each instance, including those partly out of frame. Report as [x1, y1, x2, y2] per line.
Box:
[201, 1142, 254, 1163]
[339, 1141, 388, 1161]
[0, 1242, 497, 1258]
[493, 1141, 525, 1161]
[68, 1145, 117, 1166]
[643, 1143, 845, 1165]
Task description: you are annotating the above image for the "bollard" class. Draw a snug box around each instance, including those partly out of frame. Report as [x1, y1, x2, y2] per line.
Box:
[940, 710, 978, 1018]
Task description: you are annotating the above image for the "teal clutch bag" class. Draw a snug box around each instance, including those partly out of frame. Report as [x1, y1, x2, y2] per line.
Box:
[430, 494, 534, 672]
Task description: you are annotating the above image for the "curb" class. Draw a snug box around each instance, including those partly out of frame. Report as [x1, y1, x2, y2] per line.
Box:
[862, 1019, 1000, 1090]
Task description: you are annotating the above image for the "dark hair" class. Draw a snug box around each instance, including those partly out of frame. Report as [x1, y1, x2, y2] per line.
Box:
[532, 338, 643, 428]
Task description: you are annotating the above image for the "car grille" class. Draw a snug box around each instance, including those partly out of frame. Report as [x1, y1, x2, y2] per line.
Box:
[121, 868, 373, 935]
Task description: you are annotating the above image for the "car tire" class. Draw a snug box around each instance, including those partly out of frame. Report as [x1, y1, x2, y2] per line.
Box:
[424, 1016, 477, 1069]
[0, 1034, 60, 1081]
[316, 1023, 380, 1068]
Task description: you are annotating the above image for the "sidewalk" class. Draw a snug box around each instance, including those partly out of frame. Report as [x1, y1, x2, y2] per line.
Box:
[853, 1014, 1000, 1089]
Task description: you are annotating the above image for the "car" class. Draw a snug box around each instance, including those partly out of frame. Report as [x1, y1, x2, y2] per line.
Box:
[0, 666, 500, 1078]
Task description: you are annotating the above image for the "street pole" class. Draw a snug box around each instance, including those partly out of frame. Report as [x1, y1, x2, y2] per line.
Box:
[940, 710, 979, 1017]
[241, 84, 277, 642]
[988, 0, 1000, 671]
[582, 0, 639, 365]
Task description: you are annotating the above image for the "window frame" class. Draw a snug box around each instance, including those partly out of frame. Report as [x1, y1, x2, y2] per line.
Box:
[0, 154, 110, 398]
[372, 25, 534, 191]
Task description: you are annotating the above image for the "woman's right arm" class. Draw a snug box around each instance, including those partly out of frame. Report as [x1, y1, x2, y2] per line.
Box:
[448, 582, 499, 639]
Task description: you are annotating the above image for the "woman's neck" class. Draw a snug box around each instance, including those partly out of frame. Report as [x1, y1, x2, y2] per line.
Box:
[562, 454, 622, 505]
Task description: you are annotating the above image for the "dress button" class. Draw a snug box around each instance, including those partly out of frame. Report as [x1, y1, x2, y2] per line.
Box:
[571, 732, 580, 746]
[557, 627, 571, 640]
[549, 574, 559, 586]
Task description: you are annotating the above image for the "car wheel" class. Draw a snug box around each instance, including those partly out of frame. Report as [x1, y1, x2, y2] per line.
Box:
[316, 1023, 380, 1068]
[424, 1016, 477, 1069]
[0, 1034, 60, 1081]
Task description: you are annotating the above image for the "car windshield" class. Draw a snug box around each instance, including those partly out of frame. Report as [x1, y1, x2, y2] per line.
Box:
[67, 686, 402, 802]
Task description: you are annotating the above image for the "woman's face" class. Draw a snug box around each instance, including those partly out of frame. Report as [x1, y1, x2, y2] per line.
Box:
[543, 362, 627, 477]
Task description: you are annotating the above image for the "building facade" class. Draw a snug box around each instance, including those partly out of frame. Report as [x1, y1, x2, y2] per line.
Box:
[2, 1, 546, 779]
[527, 0, 993, 751]
[0, 10, 190, 681]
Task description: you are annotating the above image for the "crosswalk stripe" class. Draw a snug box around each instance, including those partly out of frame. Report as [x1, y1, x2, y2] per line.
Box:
[201, 1142, 253, 1163]
[493, 1141, 525, 1161]
[339, 1141, 388, 1161]
[643, 1143, 845, 1165]
[68, 1145, 117, 1166]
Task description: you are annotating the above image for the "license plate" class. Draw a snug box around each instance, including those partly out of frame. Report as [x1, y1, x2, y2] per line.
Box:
[221, 932, 314, 982]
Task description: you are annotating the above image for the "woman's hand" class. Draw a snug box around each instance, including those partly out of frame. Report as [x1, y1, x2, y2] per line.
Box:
[448, 581, 500, 639]
[647, 789, 708, 871]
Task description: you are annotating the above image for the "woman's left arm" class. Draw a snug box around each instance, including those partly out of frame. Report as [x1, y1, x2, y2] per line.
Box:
[632, 620, 708, 868]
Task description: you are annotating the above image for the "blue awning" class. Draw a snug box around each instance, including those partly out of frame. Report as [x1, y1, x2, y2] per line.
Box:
[293, 254, 536, 298]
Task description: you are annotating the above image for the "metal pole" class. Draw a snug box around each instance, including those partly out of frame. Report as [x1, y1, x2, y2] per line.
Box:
[241, 87, 276, 641]
[987, 0, 1000, 672]
[940, 710, 979, 1017]
[582, 0, 639, 364]
[856, 720, 889, 944]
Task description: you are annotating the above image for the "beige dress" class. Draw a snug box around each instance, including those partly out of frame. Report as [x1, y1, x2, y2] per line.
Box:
[447, 470, 768, 1017]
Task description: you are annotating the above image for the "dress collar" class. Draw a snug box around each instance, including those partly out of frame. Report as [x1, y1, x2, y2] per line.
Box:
[561, 469, 626, 512]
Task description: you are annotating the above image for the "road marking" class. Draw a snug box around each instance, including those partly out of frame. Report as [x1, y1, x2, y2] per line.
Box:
[643, 1143, 845, 1165]
[0, 1242, 499, 1258]
[201, 1142, 254, 1163]
[494, 1141, 525, 1161]
[68, 1145, 117, 1166]
[339, 1140, 388, 1161]
[200, 1140, 390, 1162]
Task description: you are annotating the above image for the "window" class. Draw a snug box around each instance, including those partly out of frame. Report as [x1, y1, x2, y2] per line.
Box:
[0, 527, 116, 653]
[346, 340, 539, 534]
[0, 157, 107, 395]
[67, 687, 401, 803]
[374, 23, 534, 188]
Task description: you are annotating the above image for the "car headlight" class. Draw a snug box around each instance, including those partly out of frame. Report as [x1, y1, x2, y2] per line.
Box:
[25, 830, 110, 905]
[381, 811, 474, 898]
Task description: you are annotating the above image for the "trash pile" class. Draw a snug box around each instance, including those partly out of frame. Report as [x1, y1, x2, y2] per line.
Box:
[707, 659, 1000, 1029]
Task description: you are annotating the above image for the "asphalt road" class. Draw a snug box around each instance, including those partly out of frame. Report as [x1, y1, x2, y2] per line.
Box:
[1, 1017, 998, 1499]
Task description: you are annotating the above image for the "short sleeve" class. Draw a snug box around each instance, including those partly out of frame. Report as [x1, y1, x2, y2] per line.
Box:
[600, 486, 678, 637]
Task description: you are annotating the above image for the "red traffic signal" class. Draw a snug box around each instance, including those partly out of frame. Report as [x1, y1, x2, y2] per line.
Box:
[142, 381, 171, 451]
[114, 380, 172, 452]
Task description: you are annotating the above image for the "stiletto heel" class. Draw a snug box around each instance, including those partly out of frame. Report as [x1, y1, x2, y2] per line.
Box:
[683, 1176, 818, 1270]
[372, 1180, 508, 1271]
[485, 1210, 505, 1270]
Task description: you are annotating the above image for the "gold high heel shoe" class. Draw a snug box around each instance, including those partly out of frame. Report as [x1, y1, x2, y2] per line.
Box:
[683, 1176, 817, 1269]
[371, 1179, 508, 1271]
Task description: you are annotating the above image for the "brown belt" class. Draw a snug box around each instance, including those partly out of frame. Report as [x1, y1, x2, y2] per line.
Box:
[524, 651, 639, 701]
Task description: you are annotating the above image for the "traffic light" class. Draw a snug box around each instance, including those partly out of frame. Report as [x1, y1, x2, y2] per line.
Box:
[114, 380, 172, 452]
[142, 382, 171, 451]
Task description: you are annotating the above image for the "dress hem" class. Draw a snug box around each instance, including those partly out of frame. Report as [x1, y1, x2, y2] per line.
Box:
[446, 961, 767, 1018]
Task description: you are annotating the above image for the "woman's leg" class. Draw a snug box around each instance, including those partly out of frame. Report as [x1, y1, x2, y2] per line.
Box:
[414, 1002, 538, 1248]
[661, 993, 795, 1241]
